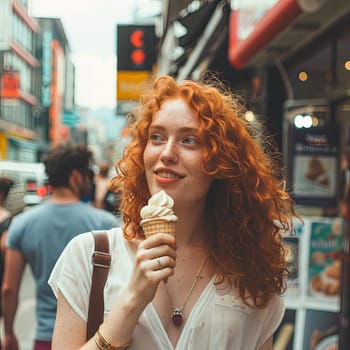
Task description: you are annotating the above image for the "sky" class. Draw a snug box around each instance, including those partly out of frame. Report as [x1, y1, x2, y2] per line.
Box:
[30, 0, 157, 109]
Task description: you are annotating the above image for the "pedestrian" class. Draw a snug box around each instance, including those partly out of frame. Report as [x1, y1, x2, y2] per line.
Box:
[93, 162, 110, 209]
[49, 76, 300, 349]
[0, 177, 14, 317]
[1, 143, 117, 350]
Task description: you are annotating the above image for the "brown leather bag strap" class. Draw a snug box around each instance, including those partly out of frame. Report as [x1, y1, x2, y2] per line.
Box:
[86, 231, 111, 340]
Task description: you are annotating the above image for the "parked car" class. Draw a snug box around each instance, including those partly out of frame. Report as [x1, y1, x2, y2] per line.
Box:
[0, 161, 51, 214]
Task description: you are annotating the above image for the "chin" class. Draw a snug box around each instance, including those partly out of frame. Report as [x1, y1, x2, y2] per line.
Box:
[150, 186, 173, 197]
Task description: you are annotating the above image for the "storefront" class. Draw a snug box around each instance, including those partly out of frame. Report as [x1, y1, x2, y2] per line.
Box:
[0, 119, 38, 162]
[227, 1, 350, 349]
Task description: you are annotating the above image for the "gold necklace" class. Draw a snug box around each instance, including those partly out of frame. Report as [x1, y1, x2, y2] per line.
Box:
[166, 253, 207, 327]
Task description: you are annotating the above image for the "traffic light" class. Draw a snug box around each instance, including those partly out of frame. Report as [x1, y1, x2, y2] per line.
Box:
[130, 30, 146, 65]
[117, 25, 157, 71]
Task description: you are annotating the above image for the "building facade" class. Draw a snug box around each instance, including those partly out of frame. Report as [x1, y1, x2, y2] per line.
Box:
[0, 1, 78, 161]
[36, 17, 76, 150]
[0, 0, 40, 161]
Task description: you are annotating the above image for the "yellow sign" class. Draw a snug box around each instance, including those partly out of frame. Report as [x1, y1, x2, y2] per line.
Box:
[0, 133, 7, 159]
[117, 71, 152, 101]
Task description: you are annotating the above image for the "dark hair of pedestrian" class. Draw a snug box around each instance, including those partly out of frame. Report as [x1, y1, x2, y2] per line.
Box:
[0, 177, 14, 197]
[43, 143, 93, 187]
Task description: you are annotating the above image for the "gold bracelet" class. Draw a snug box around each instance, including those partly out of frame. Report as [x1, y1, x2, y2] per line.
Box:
[94, 325, 131, 350]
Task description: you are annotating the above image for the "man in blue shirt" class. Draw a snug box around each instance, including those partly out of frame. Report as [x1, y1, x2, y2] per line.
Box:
[1, 144, 117, 350]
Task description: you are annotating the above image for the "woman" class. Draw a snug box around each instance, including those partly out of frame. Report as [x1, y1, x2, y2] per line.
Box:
[49, 76, 299, 349]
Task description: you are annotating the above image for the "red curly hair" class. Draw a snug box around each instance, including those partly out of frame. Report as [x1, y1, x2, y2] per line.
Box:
[110, 75, 300, 307]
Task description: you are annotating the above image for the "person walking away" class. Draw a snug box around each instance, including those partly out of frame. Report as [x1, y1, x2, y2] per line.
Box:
[49, 76, 300, 349]
[1, 144, 117, 350]
[93, 162, 110, 209]
[0, 177, 14, 318]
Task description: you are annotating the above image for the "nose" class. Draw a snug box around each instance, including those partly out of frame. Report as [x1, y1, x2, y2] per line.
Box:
[160, 139, 179, 163]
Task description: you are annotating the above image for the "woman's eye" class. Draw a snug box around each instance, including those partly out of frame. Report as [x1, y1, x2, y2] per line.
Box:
[182, 137, 199, 145]
[149, 133, 164, 142]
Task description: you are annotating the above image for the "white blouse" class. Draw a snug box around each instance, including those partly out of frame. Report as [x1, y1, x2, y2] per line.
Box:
[49, 228, 285, 350]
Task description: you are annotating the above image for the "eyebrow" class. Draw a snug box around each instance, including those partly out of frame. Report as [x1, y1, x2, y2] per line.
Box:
[149, 125, 199, 133]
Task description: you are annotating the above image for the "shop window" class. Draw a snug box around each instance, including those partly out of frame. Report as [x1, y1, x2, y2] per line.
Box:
[287, 43, 332, 100]
[337, 29, 350, 89]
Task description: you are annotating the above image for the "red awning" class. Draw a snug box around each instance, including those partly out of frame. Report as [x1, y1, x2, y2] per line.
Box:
[228, 0, 303, 68]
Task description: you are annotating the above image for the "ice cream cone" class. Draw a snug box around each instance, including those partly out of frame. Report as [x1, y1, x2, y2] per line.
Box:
[142, 219, 176, 238]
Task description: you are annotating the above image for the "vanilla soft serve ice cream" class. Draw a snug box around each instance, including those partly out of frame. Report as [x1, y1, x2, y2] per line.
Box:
[140, 190, 177, 237]
[140, 190, 177, 224]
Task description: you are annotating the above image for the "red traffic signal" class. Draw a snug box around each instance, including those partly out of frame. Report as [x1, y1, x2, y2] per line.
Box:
[117, 24, 156, 71]
[131, 49, 146, 65]
[130, 30, 144, 47]
[130, 30, 146, 65]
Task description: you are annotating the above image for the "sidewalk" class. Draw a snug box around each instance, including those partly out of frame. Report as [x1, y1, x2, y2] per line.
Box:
[1, 265, 36, 350]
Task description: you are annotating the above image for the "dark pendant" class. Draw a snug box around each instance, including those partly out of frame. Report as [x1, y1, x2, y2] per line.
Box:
[172, 308, 183, 327]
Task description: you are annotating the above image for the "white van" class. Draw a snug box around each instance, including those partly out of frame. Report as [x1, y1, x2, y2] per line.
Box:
[0, 161, 50, 214]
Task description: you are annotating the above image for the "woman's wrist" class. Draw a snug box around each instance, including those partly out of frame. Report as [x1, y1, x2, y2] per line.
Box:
[119, 286, 149, 316]
[99, 288, 142, 347]
[95, 325, 131, 350]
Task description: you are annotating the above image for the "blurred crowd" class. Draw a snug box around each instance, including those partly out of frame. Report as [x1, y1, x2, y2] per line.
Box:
[0, 143, 120, 350]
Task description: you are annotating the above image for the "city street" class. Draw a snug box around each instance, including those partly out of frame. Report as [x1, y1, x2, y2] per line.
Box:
[0, 0, 350, 348]
[1, 266, 36, 350]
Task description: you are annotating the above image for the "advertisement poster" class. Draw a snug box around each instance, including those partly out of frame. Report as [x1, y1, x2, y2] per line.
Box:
[290, 127, 338, 207]
[283, 235, 300, 297]
[307, 219, 343, 303]
[302, 309, 339, 350]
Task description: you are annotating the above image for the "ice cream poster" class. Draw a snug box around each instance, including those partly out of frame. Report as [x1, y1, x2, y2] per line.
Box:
[302, 309, 339, 350]
[290, 127, 338, 207]
[307, 219, 343, 302]
[283, 235, 300, 297]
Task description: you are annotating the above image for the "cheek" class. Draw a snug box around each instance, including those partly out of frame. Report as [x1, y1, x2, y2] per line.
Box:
[143, 145, 155, 172]
[143, 145, 150, 164]
[192, 163, 214, 188]
[198, 174, 214, 190]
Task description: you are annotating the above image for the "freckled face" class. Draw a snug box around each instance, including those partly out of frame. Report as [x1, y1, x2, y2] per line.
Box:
[143, 98, 214, 206]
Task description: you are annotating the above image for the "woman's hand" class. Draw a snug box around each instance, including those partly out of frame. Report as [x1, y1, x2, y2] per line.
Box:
[82, 233, 177, 349]
[126, 232, 177, 308]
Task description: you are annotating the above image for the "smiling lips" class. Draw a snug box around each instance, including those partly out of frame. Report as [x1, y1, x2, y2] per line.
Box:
[155, 170, 183, 184]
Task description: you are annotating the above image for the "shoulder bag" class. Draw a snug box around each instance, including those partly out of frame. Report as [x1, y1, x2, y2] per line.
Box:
[86, 231, 111, 340]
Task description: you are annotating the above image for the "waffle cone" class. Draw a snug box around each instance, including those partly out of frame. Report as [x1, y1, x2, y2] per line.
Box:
[141, 219, 176, 238]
